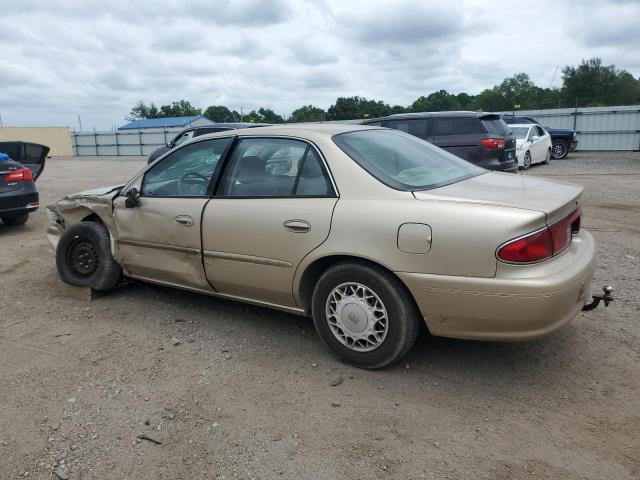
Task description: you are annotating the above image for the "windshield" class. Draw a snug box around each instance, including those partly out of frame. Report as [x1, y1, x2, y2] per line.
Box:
[333, 129, 485, 191]
[510, 126, 530, 139]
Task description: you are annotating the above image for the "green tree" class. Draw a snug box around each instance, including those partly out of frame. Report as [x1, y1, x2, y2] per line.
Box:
[245, 108, 284, 124]
[326, 96, 392, 120]
[411, 90, 462, 112]
[204, 105, 239, 122]
[289, 105, 326, 122]
[159, 100, 201, 117]
[127, 101, 162, 120]
[561, 58, 640, 106]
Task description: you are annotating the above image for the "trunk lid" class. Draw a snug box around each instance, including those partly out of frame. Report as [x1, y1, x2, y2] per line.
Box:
[0, 156, 27, 194]
[413, 172, 582, 223]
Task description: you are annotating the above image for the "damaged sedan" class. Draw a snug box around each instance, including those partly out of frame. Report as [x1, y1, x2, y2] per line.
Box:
[47, 125, 611, 368]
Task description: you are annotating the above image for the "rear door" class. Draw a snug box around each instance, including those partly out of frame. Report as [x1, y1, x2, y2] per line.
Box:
[433, 116, 483, 163]
[202, 137, 338, 307]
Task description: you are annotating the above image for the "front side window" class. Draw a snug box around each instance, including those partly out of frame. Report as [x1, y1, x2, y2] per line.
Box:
[219, 138, 333, 197]
[142, 137, 232, 197]
[333, 129, 484, 191]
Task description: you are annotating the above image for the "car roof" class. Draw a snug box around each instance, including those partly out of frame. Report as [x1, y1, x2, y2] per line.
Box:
[362, 111, 501, 123]
[509, 124, 534, 128]
[194, 123, 377, 141]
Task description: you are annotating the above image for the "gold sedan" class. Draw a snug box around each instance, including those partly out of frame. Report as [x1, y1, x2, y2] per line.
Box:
[47, 124, 599, 368]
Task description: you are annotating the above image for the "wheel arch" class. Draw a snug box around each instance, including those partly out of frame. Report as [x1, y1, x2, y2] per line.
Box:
[296, 254, 416, 317]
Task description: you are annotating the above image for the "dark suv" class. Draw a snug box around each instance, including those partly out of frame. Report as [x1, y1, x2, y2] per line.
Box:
[361, 112, 517, 173]
[147, 123, 270, 164]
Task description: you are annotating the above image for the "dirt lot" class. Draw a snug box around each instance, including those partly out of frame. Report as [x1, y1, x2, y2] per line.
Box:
[1, 152, 639, 479]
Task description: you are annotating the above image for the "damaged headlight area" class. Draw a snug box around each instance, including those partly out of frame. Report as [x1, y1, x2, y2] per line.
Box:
[47, 207, 64, 228]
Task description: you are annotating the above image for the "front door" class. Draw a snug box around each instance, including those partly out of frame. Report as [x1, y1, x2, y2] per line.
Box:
[202, 137, 338, 306]
[113, 136, 233, 289]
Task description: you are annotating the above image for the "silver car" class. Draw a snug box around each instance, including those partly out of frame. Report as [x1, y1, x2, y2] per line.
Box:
[47, 125, 608, 368]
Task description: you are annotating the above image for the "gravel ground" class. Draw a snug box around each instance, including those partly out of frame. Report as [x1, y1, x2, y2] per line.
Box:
[1, 151, 639, 479]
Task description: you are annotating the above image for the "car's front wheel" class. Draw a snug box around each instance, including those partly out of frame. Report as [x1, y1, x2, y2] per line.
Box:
[56, 221, 122, 291]
[523, 151, 532, 170]
[311, 262, 420, 369]
[551, 140, 569, 159]
[1, 213, 29, 226]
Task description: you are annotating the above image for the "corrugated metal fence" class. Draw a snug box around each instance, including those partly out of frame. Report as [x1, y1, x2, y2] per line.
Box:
[499, 105, 640, 150]
[71, 126, 185, 156]
[71, 105, 640, 155]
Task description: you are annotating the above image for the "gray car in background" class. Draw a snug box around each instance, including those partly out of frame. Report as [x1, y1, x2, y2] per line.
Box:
[147, 123, 270, 164]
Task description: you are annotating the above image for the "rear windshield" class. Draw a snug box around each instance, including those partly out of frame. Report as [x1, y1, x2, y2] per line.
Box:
[481, 117, 510, 136]
[333, 129, 485, 191]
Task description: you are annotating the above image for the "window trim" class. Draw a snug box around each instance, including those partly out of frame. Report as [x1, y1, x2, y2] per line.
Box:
[212, 135, 339, 199]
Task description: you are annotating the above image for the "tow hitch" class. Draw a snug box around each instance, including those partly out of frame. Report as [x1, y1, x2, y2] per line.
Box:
[582, 285, 614, 311]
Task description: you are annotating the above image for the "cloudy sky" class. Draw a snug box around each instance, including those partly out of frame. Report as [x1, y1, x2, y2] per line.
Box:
[1, 0, 639, 129]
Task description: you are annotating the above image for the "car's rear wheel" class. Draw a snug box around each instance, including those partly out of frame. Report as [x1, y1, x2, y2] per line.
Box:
[56, 221, 122, 291]
[523, 151, 532, 170]
[551, 140, 569, 159]
[1, 213, 29, 226]
[311, 262, 420, 369]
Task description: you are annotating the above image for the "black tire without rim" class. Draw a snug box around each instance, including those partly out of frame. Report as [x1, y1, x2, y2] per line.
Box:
[311, 261, 421, 369]
[551, 140, 569, 159]
[2, 213, 29, 226]
[56, 221, 122, 291]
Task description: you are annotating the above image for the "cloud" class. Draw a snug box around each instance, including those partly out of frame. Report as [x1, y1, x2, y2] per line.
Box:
[0, 0, 638, 129]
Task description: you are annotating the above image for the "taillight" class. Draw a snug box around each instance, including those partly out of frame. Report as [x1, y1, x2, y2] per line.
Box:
[3, 168, 33, 182]
[497, 208, 582, 263]
[481, 138, 506, 149]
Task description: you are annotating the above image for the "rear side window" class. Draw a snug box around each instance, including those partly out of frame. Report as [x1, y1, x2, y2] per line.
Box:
[219, 138, 333, 197]
[481, 117, 510, 136]
[434, 117, 481, 135]
[383, 119, 432, 140]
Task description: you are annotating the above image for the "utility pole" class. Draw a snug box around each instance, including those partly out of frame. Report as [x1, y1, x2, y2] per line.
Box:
[78, 115, 83, 133]
[240, 107, 243, 122]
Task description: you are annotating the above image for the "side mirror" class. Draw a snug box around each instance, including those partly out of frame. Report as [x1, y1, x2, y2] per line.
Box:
[124, 187, 140, 208]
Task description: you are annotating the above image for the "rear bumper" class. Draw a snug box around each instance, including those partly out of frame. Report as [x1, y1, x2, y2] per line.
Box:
[397, 230, 596, 341]
[478, 149, 518, 173]
[0, 189, 39, 216]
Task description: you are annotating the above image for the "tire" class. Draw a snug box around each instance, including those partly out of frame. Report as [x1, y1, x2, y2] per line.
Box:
[551, 140, 569, 160]
[543, 148, 551, 165]
[311, 261, 420, 369]
[523, 151, 532, 170]
[2, 213, 29, 226]
[56, 221, 122, 291]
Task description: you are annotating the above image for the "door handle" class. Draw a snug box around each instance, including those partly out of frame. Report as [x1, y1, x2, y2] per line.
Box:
[283, 219, 310, 233]
[175, 215, 194, 227]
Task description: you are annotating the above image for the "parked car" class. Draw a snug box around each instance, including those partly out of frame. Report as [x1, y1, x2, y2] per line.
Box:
[147, 123, 270, 164]
[0, 141, 48, 226]
[361, 111, 518, 173]
[502, 115, 578, 160]
[47, 125, 607, 369]
[509, 124, 552, 169]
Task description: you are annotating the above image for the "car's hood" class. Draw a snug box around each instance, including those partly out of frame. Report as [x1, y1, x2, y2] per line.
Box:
[413, 172, 582, 222]
[66, 184, 124, 199]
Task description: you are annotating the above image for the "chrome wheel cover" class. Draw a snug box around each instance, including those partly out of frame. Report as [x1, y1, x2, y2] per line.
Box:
[325, 282, 389, 352]
[552, 142, 567, 158]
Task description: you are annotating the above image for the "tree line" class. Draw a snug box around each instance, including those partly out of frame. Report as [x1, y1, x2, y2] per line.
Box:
[127, 58, 640, 123]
